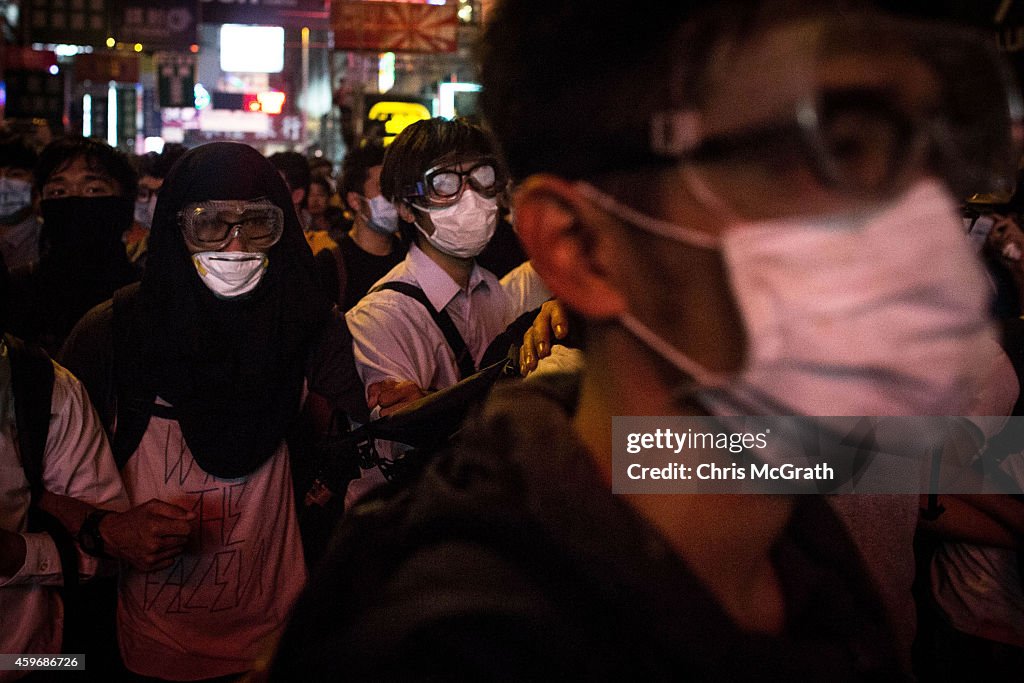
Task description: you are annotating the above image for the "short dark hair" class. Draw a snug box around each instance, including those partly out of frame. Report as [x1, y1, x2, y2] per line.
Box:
[339, 138, 386, 198]
[477, 0, 869, 182]
[310, 156, 334, 177]
[478, 1, 707, 181]
[268, 150, 311, 193]
[34, 135, 138, 198]
[380, 117, 501, 203]
[152, 143, 188, 179]
[0, 133, 39, 171]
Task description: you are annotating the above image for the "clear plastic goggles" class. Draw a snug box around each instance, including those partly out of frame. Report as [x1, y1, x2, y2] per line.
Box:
[179, 198, 284, 251]
[650, 13, 1024, 205]
[404, 158, 506, 207]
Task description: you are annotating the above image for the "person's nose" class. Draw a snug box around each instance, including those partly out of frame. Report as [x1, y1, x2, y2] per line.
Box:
[223, 224, 247, 251]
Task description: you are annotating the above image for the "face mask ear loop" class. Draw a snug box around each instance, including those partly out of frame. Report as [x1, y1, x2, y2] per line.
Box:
[679, 167, 745, 226]
[618, 311, 729, 393]
[413, 220, 432, 243]
[405, 201, 429, 239]
[574, 181, 721, 250]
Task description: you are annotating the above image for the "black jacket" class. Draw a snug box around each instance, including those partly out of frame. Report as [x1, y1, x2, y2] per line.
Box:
[270, 374, 904, 682]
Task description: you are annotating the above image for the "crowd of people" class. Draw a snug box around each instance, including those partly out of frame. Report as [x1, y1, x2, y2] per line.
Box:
[2, 0, 1024, 681]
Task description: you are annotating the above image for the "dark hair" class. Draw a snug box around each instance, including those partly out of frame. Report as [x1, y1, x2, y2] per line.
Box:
[478, 0, 866, 181]
[339, 138, 386, 198]
[309, 156, 334, 177]
[152, 143, 189, 179]
[478, 1, 706, 181]
[267, 150, 312, 193]
[134, 151, 159, 177]
[380, 117, 501, 202]
[0, 133, 39, 171]
[33, 135, 138, 199]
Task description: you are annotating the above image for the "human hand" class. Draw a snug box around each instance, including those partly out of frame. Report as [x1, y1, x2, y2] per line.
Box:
[367, 379, 428, 417]
[100, 499, 195, 572]
[987, 213, 1024, 267]
[520, 299, 570, 376]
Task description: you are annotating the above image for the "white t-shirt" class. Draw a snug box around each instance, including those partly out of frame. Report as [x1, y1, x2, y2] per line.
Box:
[118, 412, 306, 681]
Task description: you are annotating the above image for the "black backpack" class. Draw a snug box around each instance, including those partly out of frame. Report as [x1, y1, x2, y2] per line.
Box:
[304, 348, 519, 508]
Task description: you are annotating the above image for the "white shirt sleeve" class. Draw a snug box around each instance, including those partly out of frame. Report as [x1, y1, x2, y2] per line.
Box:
[2, 361, 129, 586]
[347, 296, 448, 401]
[0, 532, 63, 587]
[498, 261, 552, 326]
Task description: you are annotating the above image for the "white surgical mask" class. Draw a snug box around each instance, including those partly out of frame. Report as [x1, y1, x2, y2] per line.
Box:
[134, 196, 157, 229]
[192, 251, 269, 299]
[414, 189, 498, 258]
[0, 177, 32, 222]
[579, 178, 996, 417]
[364, 194, 399, 234]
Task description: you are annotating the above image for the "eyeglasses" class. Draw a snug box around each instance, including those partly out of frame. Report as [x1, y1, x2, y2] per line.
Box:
[179, 198, 284, 251]
[649, 13, 1024, 203]
[404, 159, 506, 207]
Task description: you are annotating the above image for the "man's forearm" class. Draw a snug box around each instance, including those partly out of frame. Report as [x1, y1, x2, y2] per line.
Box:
[35, 490, 96, 536]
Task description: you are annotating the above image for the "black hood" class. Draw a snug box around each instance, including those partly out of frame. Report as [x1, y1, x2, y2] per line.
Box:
[136, 141, 333, 477]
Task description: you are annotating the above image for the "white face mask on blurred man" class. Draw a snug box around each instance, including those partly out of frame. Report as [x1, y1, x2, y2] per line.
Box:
[582, 177, 996, 417]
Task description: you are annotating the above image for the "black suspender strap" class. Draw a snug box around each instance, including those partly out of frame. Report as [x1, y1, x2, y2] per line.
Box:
[370, 281, 477, 381]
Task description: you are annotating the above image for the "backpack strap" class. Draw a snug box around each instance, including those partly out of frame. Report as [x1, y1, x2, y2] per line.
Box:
[329, 243, 348, 310]
[370, 281, 477, 380]
[6, 333, 54, 502]
[111, 284, 155, 469]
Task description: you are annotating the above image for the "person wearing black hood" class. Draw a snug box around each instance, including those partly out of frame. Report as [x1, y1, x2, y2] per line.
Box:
[58, 141, 368, 681]
[7, 136, 139, 357]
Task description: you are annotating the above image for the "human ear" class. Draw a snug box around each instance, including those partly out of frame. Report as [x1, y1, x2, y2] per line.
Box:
[514, 174, 627, 320]
[397, 201, 418, 224]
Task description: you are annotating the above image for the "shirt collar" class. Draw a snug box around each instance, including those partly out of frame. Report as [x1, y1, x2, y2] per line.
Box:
[407, 243, 489, 311]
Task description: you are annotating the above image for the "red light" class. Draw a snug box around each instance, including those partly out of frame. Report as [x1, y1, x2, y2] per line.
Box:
[189, 44, 199, 54]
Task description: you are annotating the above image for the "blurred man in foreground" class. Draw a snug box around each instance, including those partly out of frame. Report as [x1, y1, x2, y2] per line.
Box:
[271, 1, 1021, 679]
